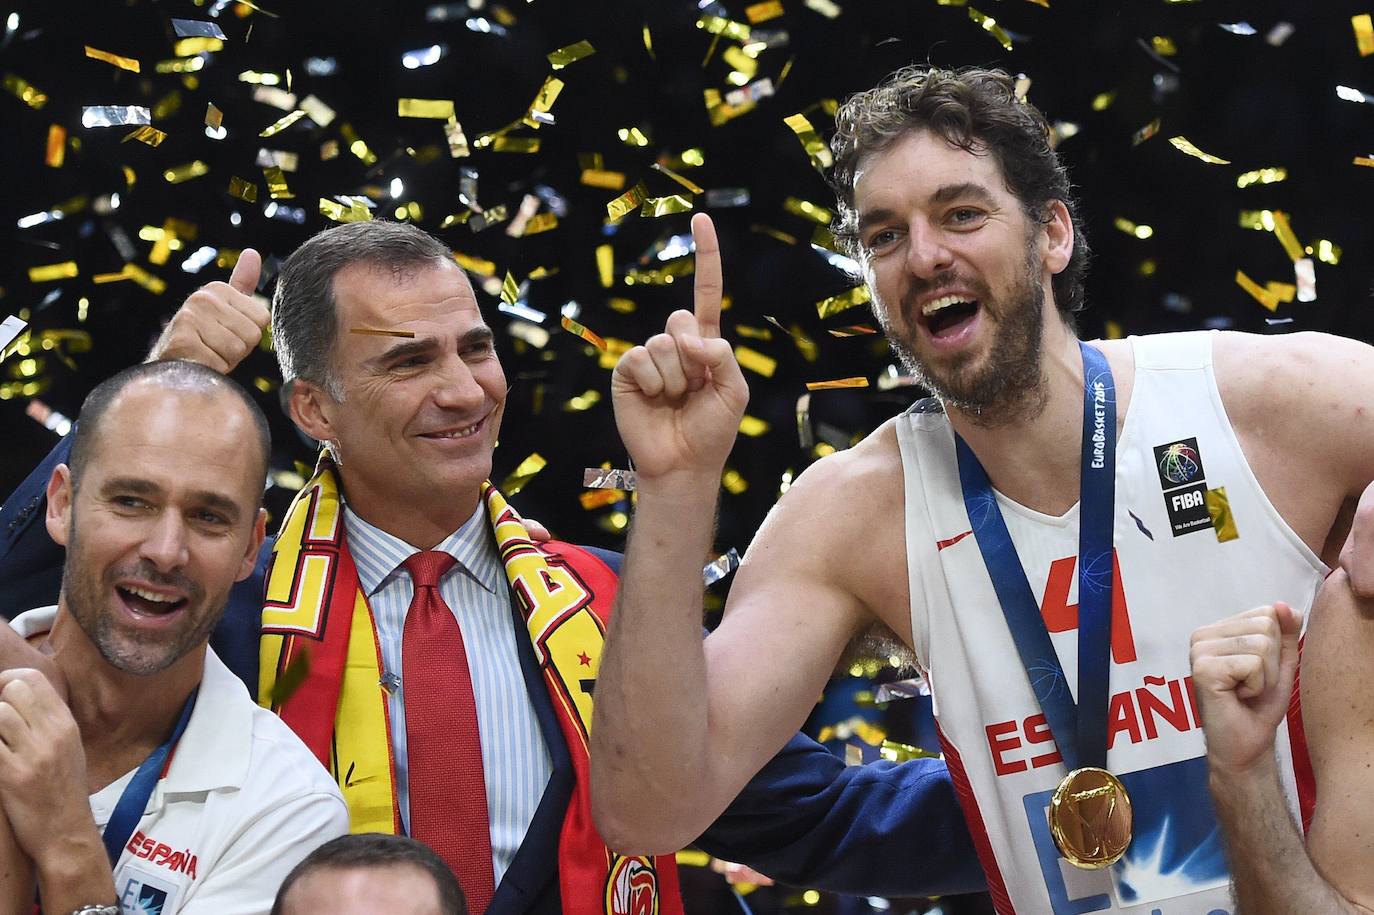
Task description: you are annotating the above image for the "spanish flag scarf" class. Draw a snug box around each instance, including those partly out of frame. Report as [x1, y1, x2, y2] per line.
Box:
[258, 453, 682, 914]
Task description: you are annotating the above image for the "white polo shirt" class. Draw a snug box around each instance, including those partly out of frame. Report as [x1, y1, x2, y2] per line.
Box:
[12, 607, 350, 915]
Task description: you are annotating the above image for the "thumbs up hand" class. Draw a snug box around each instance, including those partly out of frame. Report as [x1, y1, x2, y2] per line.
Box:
[147, 248, 269, 374]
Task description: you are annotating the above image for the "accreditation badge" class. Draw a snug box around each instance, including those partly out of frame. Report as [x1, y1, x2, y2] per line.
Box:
[1048, 766, 1134, 869]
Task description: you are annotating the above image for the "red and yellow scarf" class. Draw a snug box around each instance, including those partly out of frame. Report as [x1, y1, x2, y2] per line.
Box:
[258, 453, 682, 914]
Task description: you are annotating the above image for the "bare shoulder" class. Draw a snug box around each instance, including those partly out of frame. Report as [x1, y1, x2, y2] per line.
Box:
[1213, 330, 1374, 431]
[736, 417, 912, 638]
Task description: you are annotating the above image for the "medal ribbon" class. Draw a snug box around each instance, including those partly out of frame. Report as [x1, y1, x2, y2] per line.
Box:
[954, 341, 1116, 772]
[101, 687, 198, 865]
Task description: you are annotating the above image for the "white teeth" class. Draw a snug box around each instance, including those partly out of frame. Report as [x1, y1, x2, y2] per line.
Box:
[921, 294, 973, 316]
[429, 422, 479, 439]
[124, 585, 177, 603]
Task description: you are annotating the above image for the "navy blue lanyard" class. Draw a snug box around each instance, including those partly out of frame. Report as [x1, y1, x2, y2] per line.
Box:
[954, 342, 1116, 771]
[101, 687, 198, 866]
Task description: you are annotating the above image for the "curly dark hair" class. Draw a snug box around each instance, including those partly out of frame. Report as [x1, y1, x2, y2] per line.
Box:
[830, 65, 1089, 321]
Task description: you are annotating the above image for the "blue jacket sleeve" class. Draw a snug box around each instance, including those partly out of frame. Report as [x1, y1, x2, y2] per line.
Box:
[693, 732, 986, 897]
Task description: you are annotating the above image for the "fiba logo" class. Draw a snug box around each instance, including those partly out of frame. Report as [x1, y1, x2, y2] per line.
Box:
[604, 856, 659, 915]
[1157, 442, 1201, 485]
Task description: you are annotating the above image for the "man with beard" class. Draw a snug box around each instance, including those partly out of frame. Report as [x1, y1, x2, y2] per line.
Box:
[0, 360, 347, 913]
[591, 66, 1374, 913]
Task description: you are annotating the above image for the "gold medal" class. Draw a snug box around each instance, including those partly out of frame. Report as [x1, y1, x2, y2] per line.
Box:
[1048, 766, 1133, 869]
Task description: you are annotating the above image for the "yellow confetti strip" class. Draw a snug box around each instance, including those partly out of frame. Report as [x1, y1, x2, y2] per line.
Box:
[525, 77, 565, 126]
[649, 162, 705, 195]
[206, 102, 224, 131]
[606, 182, 648, 223]
[123, 126, 167, 147]
[1168, 136, 1231, 165]
[319, 198, 372, 223]
[734, 345, 777, 377]
[1265, 281, 1296, 304]
[340, 124, 378, 164]
[722, 468, 748, 495]
[1091, 91, 1117, 111]
[580, 489, 623, 510]
[618, 125, 651, 147]
[45, 125, 66, 168]
[784, 112, 834, 171]
[596, 245, 615, 288]
[173, 37, 223, 56]
[562, 316, 608, 350]
[704, 88, 756, 127]
[816, 285, 870, 318]
[1151, 36, 1177, 56]
[1235, 166, 1287, 188]
[697, 14, 751, 41]
[28, 262, 78, 282]
[1270, 211, 1305, 262]
[1206, 487, 1239, 542]
[643, 24, 655, 60]
[783, 196, 834, 224]
[1235, 270, 1280, 312]
[752, 224, 798, 245]
[444, 116, 470, 158]
[453, 251, 496, 276]
[523, 213, 558, 235]
[349, 327, 415, 338]
[548, 39, 596, 70]
[398, 98, 455, 119]
[1312, 239, 1342, 265]
[1354, 155, 1374, 168]
[739, 415, 771, 436]
[500, 272, 521, 306]
[259, 109, 306, 137]
[581, 169, 626, 190]
[263, 165, 294, 199]
[501, 453, 547, 495]
[163, 161, 209, 184]
[745, 1, 784, 23]
[1354, 14, 1374, 56]
[828, 325, 877, 337]
[155, 57, 205, 74]
[641, 194, 693, 217]
[4, 74, 47, 109]
[84, 46, 140, 73]
[123, 264, 165, 294]
[806, 376, 869, 391]
[565, 390, 602, 412]
[228, 176, 258, 203]
[967, 7, 1013, 50]
[1113, 217, 1154, 239]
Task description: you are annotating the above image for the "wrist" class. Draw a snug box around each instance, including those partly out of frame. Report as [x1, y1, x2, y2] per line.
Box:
[1207, 750, 1280, 799]
[634, 468, 725, 502]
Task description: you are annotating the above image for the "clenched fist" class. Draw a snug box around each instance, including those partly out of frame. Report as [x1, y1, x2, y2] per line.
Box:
[147, 248, 268, 374]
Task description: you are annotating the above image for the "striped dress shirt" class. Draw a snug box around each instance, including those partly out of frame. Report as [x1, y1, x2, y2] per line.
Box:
[344, 501, 553, 886]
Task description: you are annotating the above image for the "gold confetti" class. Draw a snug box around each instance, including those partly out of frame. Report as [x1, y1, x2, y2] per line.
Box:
[967, 7, 1013, 50]
[783, 197, 834, 224]
[751, 224, 798, 245]
[581, 169, 627, 190]
[1264, 281, 1296, 304]
[123, 125, 167, 147]
[501, 271, 520, 305]
[28, 262, 78, 283]
[828, 325, 877, 337]
[1354, 14, 1374, 56]
[493, 136, 540, 153]
[746, 1, 784, 23]
[580, 489, 623, 510]
[722, 46, 758, 79]
[1235, 270, 1280, 311]
[1168, 136, 1231, 165]
[163, 161, 209, 184]
[301, 95, 336, 127]
[522, 212, 559, 235]
[453, 251, 497, 276]
[734, 345, 777, 377]
[469, 204, 508, 232]
[1270, 211, 1305, 262]
[641, 194, 693, 217]
[154, 56, 206, 74]
[562, 316, 608, 350]
[84, 46, 140, 73]
[444, 116, 470, 158]
[123, 263, 166, 294]
[1151, 35, 1177, 56]
[340, 123, 378, 164]
[649, 162, 705, 195]
[697, 14, 751, 41]
[205, 102, 224, 131]
[1113, 217, 1154, 239]
[880, 740, 938, 763]
[263, 165, 294, 199]
[722, 468, 749, 495]
[501, 453, 547, 495]
[45, 125, 66, 168]
[784, 112, 833, 172]
[1235, 167, 1287, 188]
[1131, 118, 1161, 146]
[596, 244, 615, 288]
[525, 76, 565, 127]
[816, 285, 870, 318]
[5, 74, 47, 109]
[643, 23, 655, 60]
[607, 182, 648, 223]
[739, 415, 771, 436]
[548, 39, 596, 70]
[1206, 487, 1239, 542]
[1353, 155, 1374, 168]
[227, 176, 258, 203]
[1312, 239, 1342, 265]
[618, 125, 651, 147]
[398, 98, 455, 119]
[349, 327, 415, 338]
[806, 376, 869, 391]
[1091, 91, 1117, 111]
[319, 198, 372, 223]
[259, 109, 306, 137]
[704, 88, 756, 127]
[173, 37, 223, 56]
[565, 390, 602, 412]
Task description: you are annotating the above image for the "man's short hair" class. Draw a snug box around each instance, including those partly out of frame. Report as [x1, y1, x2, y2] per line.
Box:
[271, 220, 456, 397]
[271, 833, 467, 915]
[69, 360, 271, 492]
[830, 65, 1091, 323]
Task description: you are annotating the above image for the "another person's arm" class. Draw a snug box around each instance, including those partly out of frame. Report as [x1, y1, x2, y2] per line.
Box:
[0, 807, 33, 915]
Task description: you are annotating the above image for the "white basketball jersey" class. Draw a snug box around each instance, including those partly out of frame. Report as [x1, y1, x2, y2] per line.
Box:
[895, 331, 1325, 915]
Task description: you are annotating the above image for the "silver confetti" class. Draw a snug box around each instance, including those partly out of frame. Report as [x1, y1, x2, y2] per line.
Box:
[583, 467, 638, 491]
[81, 105, 150, 128]
[171, 18, 227, 39]
[702, 548, 741, 586]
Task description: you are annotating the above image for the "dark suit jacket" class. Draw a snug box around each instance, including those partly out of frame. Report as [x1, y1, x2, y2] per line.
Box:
[1, 436, 985, 910]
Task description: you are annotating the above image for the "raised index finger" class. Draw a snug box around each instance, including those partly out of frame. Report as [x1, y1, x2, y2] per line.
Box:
[691, 213, 722, 339]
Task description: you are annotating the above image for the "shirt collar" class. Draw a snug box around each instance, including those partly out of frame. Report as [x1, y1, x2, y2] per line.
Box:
[343, 500, 504, 597]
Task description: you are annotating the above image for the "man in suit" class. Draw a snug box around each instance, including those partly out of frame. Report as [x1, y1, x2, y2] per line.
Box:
[1, 221, 984, 911]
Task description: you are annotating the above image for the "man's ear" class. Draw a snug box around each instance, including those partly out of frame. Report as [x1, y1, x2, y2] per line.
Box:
[44, 464, 74, 548]
[237, 508, 269, 582]
[1041, 199, 1074, 276]
[288, 379, 336, 445]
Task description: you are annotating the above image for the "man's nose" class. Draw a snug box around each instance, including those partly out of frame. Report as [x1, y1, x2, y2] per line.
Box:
[905, 222, 955, 279]
[432, 356, 487, 410]
[139, 511, 190, 573]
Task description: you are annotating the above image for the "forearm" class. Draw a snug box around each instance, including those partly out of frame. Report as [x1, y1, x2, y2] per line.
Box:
[592, 474, 725, 852]
[0, 811, 33, 915]
[34, 829, 115, 914]
[1211, 757, 1373, 915]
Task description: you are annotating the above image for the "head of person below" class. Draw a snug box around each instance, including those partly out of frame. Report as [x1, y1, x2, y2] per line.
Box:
[0, 361, 347, 915]
[273, 833, 467, 915]
[593, 63, 1374, 912]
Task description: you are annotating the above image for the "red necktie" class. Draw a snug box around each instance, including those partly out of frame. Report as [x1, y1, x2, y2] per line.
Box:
[402, 550, 495, 909]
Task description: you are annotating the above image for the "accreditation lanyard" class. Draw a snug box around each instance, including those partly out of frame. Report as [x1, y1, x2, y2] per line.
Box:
[100, 688, 198, 866]
[954, 341, 1116, 772]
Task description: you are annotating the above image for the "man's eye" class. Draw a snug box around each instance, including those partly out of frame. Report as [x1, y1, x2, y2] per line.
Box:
[865, 229, 900, 251]
[948, 208, 985, 225]
[393, 357, 426, 370]
[113, 496, 147, 510]
[195, 511, 229, 526]
[463, 341, 493, 357]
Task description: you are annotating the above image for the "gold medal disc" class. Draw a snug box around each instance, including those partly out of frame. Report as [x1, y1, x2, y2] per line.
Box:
[1048, 767, 1133, 869]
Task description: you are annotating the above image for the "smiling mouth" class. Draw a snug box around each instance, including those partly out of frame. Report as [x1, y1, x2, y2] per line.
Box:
[116, 584, 188, 617]
[419, 416, 485, 441]
[920, 294, 981, 338]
